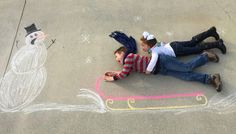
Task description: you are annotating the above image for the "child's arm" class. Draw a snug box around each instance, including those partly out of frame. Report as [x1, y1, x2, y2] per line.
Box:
[105, 54, 134, 81]
[113, 60, 133, 80]
[146, 52, 158, 74]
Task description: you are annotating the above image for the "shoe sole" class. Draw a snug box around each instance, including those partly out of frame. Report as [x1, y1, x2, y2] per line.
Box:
[210, 26, 220, 40]
[219, 39, 227, 54]
[204, 50, 220, 62]
[215, 54, 219, 62]
[215, 74, 222, 92]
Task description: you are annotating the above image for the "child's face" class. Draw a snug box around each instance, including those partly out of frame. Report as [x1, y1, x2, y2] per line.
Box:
[115, 52, 125, 65]
[140, 42, 150, 52]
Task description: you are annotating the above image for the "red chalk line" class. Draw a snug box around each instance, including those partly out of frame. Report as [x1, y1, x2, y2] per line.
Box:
[95, 77, 204, 101]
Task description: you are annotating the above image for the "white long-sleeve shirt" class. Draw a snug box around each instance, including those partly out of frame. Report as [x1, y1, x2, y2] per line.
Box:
[146, 42, 176, 72]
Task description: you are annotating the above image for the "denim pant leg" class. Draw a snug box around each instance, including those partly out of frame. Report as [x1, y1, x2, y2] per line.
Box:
[161, 70, 210, 84]
[170, 41, 203, 56]
[159, 54, 208, 72]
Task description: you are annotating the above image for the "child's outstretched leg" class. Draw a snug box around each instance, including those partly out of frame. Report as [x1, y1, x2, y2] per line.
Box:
[158, 51, 218, 73]
[198, 39, 226, 54]
[163, 71, 222, 92]
[192, 26, 220, 44]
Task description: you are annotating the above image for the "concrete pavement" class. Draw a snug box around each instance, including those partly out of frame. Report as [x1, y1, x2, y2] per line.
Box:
[0, 0, 236, 133]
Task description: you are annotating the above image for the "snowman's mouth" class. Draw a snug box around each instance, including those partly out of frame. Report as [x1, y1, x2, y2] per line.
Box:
[31, 38, 36, 45]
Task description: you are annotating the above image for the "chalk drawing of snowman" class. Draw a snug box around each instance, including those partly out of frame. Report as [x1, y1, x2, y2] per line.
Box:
[0, 24, 47, 112]
[0, 24, 106, 113]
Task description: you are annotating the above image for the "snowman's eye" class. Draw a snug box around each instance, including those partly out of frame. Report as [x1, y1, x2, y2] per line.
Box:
[34, 33, 38, 36]
[30, 35, 33, 38]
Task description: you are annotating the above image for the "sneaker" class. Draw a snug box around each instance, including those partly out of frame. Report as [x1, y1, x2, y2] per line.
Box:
[209, 74, 222, 92]
[202, 50, 219, 62]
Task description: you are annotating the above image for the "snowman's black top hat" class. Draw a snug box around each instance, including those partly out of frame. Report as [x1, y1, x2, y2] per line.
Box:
[24, 23, 41, 37]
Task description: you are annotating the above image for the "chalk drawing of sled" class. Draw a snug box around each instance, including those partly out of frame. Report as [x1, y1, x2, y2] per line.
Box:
[95, 77, 208, 111]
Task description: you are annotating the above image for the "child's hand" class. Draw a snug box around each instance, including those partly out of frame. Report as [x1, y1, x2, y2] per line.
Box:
[145, 71, 151, 75]
[105, 71, 116, 77]
[104, 75, 114, 82]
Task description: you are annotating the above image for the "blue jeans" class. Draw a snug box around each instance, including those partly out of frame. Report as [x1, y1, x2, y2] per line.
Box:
[157, 54, 210, 84]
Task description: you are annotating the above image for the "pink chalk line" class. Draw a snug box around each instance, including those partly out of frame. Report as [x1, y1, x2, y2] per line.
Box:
[95, 77, 204, 101]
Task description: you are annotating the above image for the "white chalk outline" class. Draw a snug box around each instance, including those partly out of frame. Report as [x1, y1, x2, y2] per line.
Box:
[21, 89, 107, 114]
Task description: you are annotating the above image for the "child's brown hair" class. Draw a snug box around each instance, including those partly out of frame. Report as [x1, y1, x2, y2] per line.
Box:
[114, 46, 127, 54]
[140, 36, 157, 48]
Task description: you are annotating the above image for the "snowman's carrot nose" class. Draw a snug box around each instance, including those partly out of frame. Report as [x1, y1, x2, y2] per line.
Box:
[39, 33, 47, 37]
[37, 34, 47, 40]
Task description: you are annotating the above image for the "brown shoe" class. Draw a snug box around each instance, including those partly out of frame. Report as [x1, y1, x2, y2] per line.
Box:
[202, 50, 219, 62]
[208, 74, 222, 92]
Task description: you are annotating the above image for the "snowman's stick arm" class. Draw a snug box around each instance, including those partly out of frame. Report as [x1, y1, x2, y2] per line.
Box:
[47, 39, 56, 49]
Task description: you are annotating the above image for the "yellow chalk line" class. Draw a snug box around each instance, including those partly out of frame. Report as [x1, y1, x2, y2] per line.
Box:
[106, 95, 208, 111]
